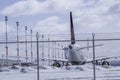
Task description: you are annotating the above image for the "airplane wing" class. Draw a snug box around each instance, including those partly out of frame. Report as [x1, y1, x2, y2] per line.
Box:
[78, 44, 103, 50]
[40, 58, 69, 62]
[41, 56, 120, 65]
[2, 55, 35, 60]
[86, 56, 120, 63]
[4, 55, 69, 63]
[39, 56, 120, 65]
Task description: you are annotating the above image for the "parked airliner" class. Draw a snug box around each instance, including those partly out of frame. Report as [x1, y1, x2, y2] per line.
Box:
[51, 12, 119, 67]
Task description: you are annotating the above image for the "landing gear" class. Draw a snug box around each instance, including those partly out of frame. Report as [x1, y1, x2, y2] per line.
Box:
[65, 62, 71, 70]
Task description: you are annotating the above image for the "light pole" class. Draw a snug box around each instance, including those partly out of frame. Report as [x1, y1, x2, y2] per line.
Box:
[52, 41, 54, 59]
[54, 42, 56, 58]
[16, 22, 19, 61]
[58, 43, 60, 59]
[48, 37, 50, 65]
[30, 29, 33, 62]
[5, 16, 8, 66]
[61, 45, 64, 59]
[87, 38, 89, 51]
[25, 26, 28, 62]
[42, 35, 44, 65]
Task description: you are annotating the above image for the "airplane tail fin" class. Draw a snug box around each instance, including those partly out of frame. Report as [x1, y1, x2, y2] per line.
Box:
[70, 12, 75, 44]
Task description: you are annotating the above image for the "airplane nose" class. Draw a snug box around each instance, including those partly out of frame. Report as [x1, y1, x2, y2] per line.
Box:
[69, 45, 73, 49]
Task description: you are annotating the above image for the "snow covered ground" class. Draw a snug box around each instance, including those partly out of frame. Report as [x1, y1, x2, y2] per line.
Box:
[0, 64, 120, 80]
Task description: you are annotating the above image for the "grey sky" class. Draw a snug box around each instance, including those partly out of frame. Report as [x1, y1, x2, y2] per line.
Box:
[0, 0, 120, 34]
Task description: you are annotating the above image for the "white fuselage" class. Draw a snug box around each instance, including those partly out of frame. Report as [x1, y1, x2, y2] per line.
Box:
[65, 44, 87, 65]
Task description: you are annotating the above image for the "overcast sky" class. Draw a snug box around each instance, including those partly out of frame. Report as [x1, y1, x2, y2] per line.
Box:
[0, 0, 120, 59]
[1, 0, 120, 35]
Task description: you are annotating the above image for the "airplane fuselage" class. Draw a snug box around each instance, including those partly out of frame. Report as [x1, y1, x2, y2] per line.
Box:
[65, 44, 87, 65]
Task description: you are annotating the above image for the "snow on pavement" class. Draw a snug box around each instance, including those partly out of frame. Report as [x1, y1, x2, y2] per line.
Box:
[0, 65, 120, 80]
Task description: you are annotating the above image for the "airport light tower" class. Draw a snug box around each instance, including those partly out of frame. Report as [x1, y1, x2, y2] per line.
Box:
[58, 43, 60, 59]
[30, 29, 33, 62]
[5, 16, 8, 66]
[16, 22, 19, 61]
[55, 41, 56, 58]
[42, 35, 44, 65]
[48, 37, 50, 65]
[25, 26, 28, 62]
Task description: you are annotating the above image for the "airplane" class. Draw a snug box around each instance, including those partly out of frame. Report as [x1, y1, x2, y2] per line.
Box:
[49, 12, 120, 68]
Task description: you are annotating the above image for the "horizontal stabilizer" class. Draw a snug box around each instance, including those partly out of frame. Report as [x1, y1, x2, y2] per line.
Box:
[79, 44, 103, 50]
[39, 45, 63, 50]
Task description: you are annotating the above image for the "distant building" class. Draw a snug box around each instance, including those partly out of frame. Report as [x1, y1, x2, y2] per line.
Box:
[0, 59, 21, 66]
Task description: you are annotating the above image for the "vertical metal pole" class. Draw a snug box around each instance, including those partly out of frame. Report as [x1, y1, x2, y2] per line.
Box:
[87, 38, 89, 51]
[16, 22, 19, 62]
[3, 55, 5, 66]
[42, 35, 44, 65]
[61, 45, 64, 59]
[52, 41, 54, 59]
[5, 16, 8, 66]
[92, 33, 96, 80]
[30, 29, 33, 62]
[36, 32, 39, 80]
[25, 26, 28, 62]
[1, 55, 4, 67]
[58, 43, 60, 59]
[48, 37, 50, 66]
[55, 42, 56, 58]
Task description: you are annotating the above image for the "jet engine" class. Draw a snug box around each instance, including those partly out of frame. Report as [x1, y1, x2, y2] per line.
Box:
[52, 62, 61, 67]
[101, 60, 110, 67]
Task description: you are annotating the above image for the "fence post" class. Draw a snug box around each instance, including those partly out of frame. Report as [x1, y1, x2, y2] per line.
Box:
[36, 32, 40, 80]
[92, 33, 96, 80]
